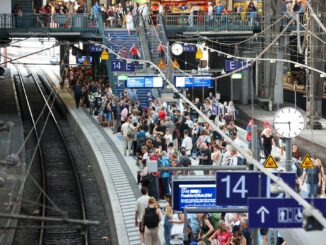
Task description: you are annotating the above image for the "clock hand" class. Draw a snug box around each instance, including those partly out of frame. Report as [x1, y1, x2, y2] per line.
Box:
[288, 122, 291, 131]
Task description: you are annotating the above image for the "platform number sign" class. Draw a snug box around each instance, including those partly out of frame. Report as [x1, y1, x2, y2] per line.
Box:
[216, 172, 296, 206]
[221, 175, 248, 199]
[111, 60, 135, 72]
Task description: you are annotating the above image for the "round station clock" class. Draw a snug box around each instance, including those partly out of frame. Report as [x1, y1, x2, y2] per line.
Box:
[273, 107, 305, 138]
[171, 43, 184, 56]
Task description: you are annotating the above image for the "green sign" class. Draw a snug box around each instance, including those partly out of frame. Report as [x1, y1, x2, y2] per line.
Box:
[231, 73, 243, 79]
[118, 75, 128, 80]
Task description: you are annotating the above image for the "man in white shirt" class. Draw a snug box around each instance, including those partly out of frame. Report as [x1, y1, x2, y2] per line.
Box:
[181, 130, 193, 156]
[135, 187, 150, 245]
[121, 116, 135, 156]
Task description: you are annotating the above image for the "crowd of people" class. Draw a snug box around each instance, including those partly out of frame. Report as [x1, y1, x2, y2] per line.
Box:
[69, 80, 325, 244]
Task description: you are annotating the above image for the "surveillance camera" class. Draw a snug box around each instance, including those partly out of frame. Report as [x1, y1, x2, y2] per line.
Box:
[304, 215, 323, 231]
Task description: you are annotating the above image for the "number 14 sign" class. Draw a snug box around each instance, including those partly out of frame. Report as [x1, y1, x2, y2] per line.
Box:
[216, 172, 296, 206]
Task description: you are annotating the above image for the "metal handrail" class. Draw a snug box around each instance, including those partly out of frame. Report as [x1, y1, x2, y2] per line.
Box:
[0, 13, 99, 32]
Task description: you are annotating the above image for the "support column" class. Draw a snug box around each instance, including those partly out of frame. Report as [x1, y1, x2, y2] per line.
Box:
[60, 45, 70, 82]
[274, 37, 285, 108]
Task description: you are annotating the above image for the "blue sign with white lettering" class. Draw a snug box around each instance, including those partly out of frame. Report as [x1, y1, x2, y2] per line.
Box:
[111, 60, 135, 72]
[225, 60, 251, 72]
[248, 198, 326, 228]
[183, 44, 197, 53]
[90, 44, 103, 53]
[174, 76, 212, 88]
[216, 172, 296, 206]
[172, 178, 216, 211]
[126, 76, 163, 88]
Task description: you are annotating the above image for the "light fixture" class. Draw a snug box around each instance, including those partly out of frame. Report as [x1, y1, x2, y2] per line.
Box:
[320, 73, 326, 78]
[294, 63, 302, 68]
[227, 54, 232, 59]
[270, 59, 276, 63]
[221, 69, 226, 75]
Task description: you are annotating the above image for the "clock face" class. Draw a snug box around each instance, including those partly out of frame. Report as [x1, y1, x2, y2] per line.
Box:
[171, 43, 184, 56]
[273, 107, 305, 138]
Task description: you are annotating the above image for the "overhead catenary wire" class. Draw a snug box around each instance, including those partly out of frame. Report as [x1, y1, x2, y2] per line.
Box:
[92, 31, 326, 227]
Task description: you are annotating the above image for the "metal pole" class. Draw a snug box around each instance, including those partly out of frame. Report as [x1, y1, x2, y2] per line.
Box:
[294, 84, 297, 109]
[231, 77, 233, 101]
[285, 138, 292, 172]
[251, 125, 259, 171]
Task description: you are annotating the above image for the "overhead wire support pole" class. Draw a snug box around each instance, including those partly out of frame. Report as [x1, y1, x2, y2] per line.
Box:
[91, 15, 326, 227]
[306, 1, 326, 34]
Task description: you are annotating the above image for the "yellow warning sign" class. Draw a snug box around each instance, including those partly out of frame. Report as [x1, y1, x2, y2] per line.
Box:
[301, 154, 314, 168]
[157, 58, 166, 69]
[101, 50, 109, 60]
[195, 48, 203, 59]
[171, 58, 180, 69]
[264, 155, 278, 168]
[83, 58, 90, 65]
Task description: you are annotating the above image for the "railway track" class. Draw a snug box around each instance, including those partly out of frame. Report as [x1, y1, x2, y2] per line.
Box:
[12, 66, 110, 245]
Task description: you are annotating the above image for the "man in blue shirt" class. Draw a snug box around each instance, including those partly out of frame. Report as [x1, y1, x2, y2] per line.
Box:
[215, 1, 225, 16]
[92, 1, 101, 16]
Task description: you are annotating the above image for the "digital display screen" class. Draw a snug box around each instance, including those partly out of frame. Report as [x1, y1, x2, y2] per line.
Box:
[126, 77, 145, 88]
[174, 76, 212, 88]
[126, 76, 163, 88]
[172, 179, 216, 211]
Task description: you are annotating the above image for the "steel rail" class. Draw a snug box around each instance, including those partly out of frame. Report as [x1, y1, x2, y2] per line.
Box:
[16, 66, 47, 244]
[26, 66, 89, 245]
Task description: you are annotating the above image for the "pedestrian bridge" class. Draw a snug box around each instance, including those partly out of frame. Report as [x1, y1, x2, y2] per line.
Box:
[0, 13, 100, 38]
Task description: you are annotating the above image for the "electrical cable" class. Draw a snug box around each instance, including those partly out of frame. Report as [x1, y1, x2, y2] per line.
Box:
[92, 38, 326, 228]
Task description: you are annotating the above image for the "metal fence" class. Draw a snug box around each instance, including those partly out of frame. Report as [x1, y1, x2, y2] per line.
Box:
[162, 13, 262, 32]
[0, 13, 99, 32]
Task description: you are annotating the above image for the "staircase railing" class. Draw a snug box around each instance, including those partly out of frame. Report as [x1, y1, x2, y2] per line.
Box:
[137, 15, 152, 62]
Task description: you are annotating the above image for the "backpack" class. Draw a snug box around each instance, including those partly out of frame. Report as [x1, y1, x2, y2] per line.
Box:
[143, 207, 160, 228]
[208, 213, 221, 230]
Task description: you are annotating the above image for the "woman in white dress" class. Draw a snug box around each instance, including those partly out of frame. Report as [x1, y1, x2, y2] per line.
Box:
[125, 12, 134, 35]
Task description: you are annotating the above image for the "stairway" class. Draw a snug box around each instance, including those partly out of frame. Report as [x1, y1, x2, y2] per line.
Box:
[103, 29, 152, 107]
[144, 21, 162, 65]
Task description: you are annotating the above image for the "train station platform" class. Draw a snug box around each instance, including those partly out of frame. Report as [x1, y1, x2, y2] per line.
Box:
[237, 104, 326, 164]
[0, 69, 25, 245]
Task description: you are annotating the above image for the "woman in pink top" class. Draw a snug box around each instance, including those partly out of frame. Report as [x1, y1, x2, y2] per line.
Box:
[209, 220, 232, 245]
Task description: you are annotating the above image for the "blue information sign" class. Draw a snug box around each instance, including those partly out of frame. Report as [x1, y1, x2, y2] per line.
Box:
[225, 60, 250, 72]
[183, 44, 197, 53]
[248, 198, 326, 228]
[174, 76, 212, 88]
[90, 44, 103, 53]
[172, 177, 216, 211]
[111, 60, 135, 72]
[216, 172, 296, 206]
[126, 76, 163, 88]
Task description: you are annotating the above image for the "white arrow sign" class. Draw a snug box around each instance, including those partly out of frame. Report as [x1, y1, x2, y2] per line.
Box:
[257, 206, 270, 223]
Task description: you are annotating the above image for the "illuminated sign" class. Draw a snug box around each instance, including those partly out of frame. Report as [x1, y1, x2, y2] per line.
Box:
[172, 176, 216, 211]
[126, 76, 163, 88]
[174, 76, 212, 88]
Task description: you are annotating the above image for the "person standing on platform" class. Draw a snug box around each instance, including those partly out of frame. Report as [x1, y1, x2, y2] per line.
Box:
[301, 159, 322, 197]
[72, 80, 82, 108]
[121, 116, 135, 156]
[240, 218, 252, 245]
[141, 197, 162, 245]
[198, 142, 212, 175]
[135, 187, 150, 245]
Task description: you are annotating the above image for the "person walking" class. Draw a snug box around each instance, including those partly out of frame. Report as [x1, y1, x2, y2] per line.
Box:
[72, 80, 82, 108]
[141, 197, 162, 245]
[130, 44, 140, 59]
[126, 11, 134, 35]
[135, 187, 150, 245]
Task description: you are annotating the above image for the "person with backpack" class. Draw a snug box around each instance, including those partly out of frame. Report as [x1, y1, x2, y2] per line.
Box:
[142, 197, 162, 245]
[197, 213, 214, 243]
[135, 187, 150, 245]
